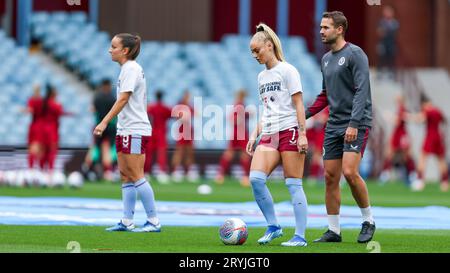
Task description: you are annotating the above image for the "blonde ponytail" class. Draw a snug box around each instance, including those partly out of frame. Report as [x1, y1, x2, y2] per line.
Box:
[255, 23, 285, 62]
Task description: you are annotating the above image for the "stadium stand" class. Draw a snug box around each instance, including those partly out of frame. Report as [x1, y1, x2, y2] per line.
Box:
[0, 11, 323, 149]
[0, 26, 93, 148]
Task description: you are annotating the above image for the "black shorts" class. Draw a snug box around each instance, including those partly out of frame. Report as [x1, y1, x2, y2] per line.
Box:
[323, 127, 370, 160]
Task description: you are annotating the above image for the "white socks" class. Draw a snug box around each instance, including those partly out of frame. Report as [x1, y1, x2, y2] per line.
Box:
[327, 208, 374, 234]
[360, 206, 375, 224]
[121, 218, 133, 226]
[327, 215, 340, 234]
[123, 218, 159, 226]
[148, 217, 160, 226]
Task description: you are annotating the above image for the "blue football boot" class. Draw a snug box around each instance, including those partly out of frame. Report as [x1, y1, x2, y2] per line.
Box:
[105, 220, 135, 232]
[281, 235, 308, 247]
[257, 225, 283, 245]
[132, 221, 162, 233]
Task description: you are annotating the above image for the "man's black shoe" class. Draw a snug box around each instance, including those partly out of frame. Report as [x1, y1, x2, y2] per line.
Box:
[313, 229, 342, 242]
[357, 221, 376, 243]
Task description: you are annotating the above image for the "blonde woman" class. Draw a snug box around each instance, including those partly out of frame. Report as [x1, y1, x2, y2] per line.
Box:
[247, 23, 308, 246]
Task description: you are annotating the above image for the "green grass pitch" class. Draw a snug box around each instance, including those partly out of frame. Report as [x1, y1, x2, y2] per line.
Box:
[1, 178, 450, 253]
[1, 225, 450, 253]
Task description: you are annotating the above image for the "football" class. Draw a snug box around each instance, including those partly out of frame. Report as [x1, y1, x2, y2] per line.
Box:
[67, 171, 84, 188]
[197, 184, 212, 195]
[219, 218, 248, 245]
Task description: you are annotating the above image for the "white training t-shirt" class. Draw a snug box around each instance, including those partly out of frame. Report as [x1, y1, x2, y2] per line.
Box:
[258, 61, 303, 135]
[116, 60, 152, 136]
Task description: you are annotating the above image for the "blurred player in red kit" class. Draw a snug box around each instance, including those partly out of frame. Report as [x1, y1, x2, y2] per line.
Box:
[306, 107, 328, 182]
[145, 90, 173, 183]
[39, 85, 66, 180]
[379, 94, 416, 185]
[216, 89, 251, 187]
[171, 90, 197, 182]
[412, 96, 448, 192]
[25, 86, 44, 170]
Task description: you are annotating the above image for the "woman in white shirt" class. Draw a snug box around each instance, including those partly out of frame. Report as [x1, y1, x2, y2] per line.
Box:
[94, 33, 160, 233]
[246, 23, 309, 246]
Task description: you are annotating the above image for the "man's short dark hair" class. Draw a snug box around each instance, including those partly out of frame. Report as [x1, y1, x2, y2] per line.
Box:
[323, 11, 348, 34]
[156, 90, 164, 101]
[420, 93, 430, 104]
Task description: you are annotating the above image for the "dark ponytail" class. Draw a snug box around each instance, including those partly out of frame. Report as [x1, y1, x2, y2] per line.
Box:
[116, 33, 141, 60]
[43, 84, 55, 115]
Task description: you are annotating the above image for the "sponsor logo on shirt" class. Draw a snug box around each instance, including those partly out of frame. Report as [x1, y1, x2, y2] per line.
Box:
[259, 81, 281, 95]
[324, 61, 329, 68]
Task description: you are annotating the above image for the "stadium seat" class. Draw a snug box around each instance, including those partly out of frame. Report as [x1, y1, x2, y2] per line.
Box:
[0, 25, 93, 147]
[0, 12, 324, 149]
